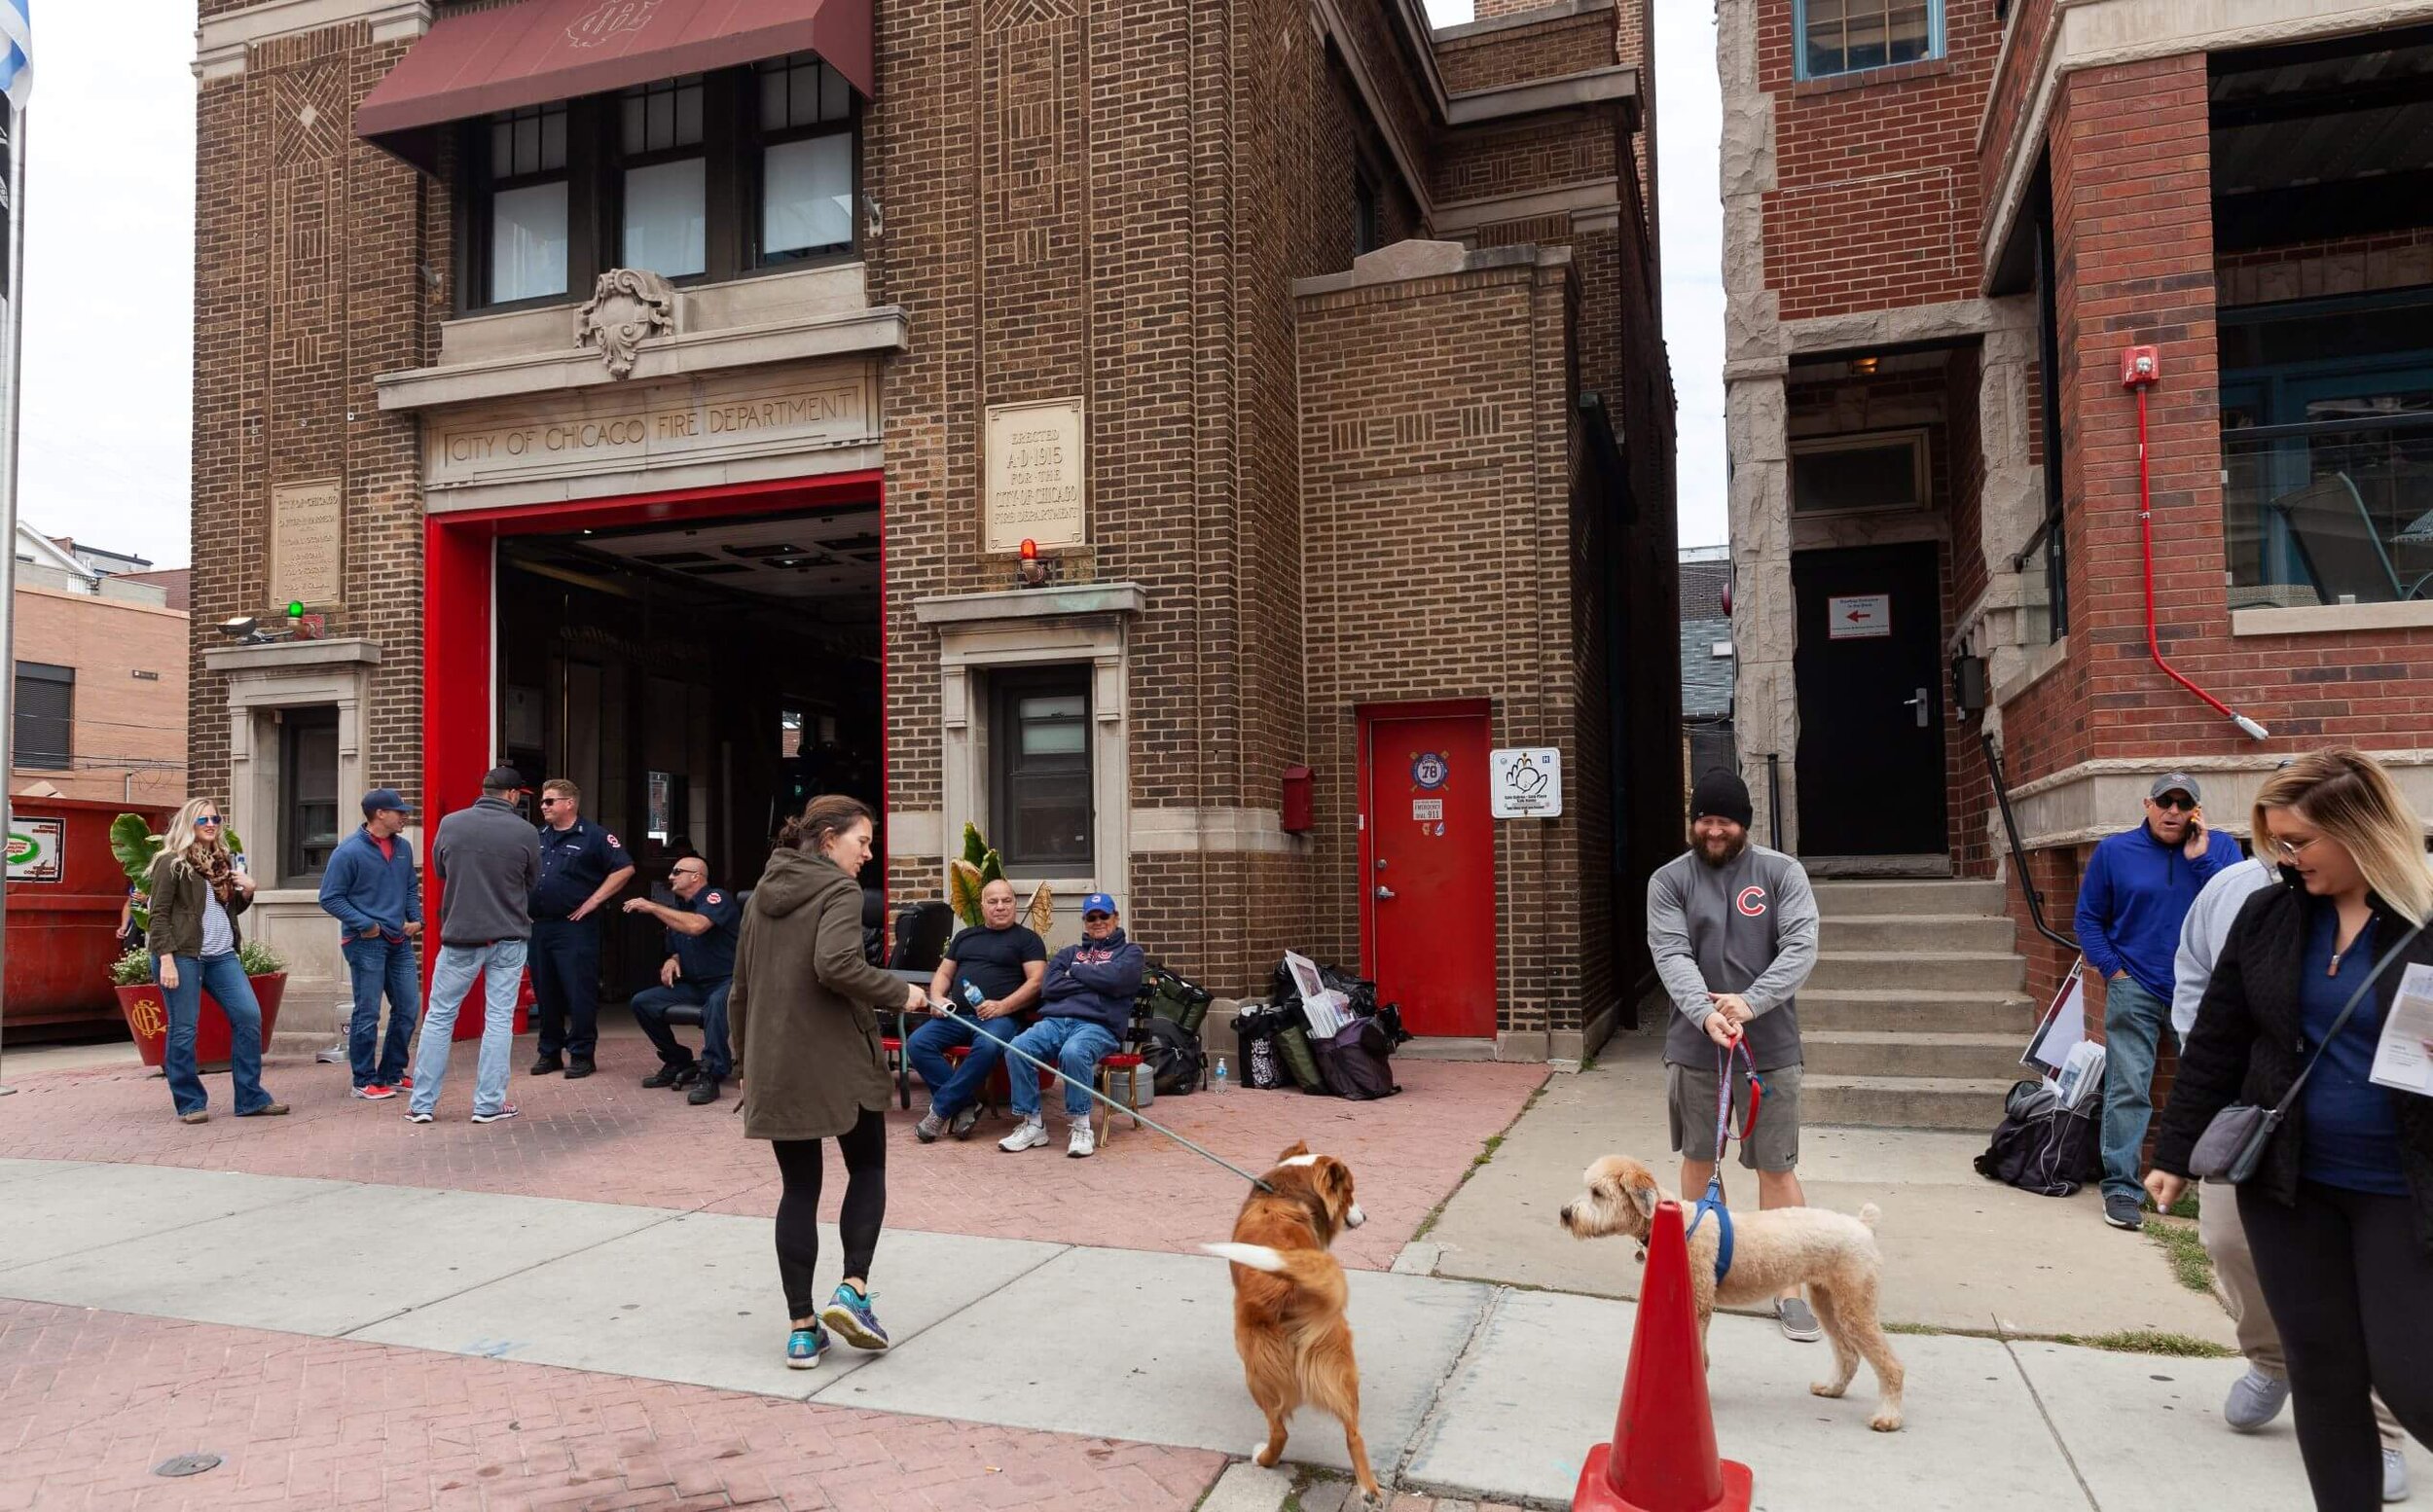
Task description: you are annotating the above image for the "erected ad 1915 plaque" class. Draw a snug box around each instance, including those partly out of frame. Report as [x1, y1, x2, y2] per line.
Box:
[984, 399, 1086, 553]
[270, 478, 343, 608]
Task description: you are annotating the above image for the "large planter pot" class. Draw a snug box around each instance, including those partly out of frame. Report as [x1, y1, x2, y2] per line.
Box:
[115, 973, 287, 1070]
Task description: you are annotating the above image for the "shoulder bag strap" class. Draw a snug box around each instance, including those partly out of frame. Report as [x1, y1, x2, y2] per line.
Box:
[2274, 913, 2428, 1116]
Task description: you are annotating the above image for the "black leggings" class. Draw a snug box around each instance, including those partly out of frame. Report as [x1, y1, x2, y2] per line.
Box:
[2240, 1180, 2433, 1511]
[773, 1107, 889, 1320]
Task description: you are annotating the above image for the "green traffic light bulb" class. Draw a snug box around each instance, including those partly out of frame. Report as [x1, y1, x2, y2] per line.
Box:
[286, 601, 305, 618]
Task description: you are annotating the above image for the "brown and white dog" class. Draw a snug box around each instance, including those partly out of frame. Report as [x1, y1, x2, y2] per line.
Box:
[1558, 1154, 1906, 1432]
[1203, 1142, 1384, 1505]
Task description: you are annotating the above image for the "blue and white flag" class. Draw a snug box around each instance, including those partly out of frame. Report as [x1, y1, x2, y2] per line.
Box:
[0, 0, 26, 110]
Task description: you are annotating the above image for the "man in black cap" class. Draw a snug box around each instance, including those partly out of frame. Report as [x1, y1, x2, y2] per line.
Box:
[318, 786, 424, 1099]
[407, 767, 544, 1125]
[1647, 767, 1824, 1342]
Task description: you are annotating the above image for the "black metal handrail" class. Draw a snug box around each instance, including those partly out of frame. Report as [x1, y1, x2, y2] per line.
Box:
[1981, 731, 2078, 954]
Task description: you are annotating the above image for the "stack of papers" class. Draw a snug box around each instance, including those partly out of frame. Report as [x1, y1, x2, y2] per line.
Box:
[2369, 963, 2433, 1096]
[1302, 990, 1350, 1039]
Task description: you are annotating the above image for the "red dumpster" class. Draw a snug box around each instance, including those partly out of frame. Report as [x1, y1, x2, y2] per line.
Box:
[6, 797, 175, 1033]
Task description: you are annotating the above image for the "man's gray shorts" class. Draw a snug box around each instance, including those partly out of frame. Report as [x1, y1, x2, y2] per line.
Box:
[1667, 1059, 1801, 1172]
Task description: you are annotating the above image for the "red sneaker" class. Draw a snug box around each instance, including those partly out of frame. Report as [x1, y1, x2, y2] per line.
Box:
[352, 1084, 398, 1100]
[398, 1075, 414, 1090]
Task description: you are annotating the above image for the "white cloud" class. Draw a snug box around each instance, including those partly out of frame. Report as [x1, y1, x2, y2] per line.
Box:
[18, 2, 196, 567]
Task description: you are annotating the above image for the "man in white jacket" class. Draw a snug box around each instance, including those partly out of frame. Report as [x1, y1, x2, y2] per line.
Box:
[2173, 846, 2408, 1502]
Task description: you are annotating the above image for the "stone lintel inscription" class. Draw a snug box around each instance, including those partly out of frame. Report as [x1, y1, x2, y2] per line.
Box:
[984, 399, 1086, 553]
[269, 479, 343, 608]
[425, 367, 878, 491]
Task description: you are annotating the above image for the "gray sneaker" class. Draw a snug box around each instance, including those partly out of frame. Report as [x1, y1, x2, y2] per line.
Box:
[950, 1105, 982, 1140]
[1775, 1296, 1823, 1343]
[2223, 1368, 2289, 1432]
[2103, 1195, 2145, 1231]
[2386, 1447, 2410, 1503]
[915, 1110, 948, 1143]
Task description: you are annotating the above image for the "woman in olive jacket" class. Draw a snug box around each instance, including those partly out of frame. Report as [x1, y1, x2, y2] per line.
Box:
[2151, 749, 2433, 1511]
[145, 797, 286, 1123]
[728, 794, 926, 1371]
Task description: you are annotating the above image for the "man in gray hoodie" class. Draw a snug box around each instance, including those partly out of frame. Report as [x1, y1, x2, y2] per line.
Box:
[406, 767, 543, 1125]
[1647, 767, 1822, 1341]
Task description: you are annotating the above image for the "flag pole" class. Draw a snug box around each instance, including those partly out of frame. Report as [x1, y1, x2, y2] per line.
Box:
[0, 99, 27, 1097]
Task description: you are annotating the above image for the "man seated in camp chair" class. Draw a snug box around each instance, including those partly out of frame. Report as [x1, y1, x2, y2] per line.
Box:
[999, 892, 1144, 1161]
[909, 878, 1047, 1142]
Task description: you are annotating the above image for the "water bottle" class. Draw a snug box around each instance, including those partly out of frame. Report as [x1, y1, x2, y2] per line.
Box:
[961, 981, 984, 1013]
[1214, 1056, 1230, 1093]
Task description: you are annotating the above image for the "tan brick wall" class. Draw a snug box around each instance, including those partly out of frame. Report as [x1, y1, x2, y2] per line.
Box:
[11, 588, 190, 804]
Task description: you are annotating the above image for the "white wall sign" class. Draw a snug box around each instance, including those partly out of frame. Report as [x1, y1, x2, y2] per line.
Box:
[1827, 593, 1892, 640]
[1489, 748, 1563, 819]
[7, 817, 64, 882]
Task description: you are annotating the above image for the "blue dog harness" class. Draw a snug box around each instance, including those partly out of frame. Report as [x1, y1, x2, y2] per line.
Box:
[1685, 1182, 1734, 1282]
[1683, 1038, 1761, 1284]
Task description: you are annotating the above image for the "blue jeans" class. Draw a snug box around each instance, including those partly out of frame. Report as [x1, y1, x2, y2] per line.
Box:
[158, 953, 275, 1118]
[410, 940, 527, 1119]
[2100, 974, 2174, 1203]
[906, 1010, 1024, 1118]
[1007, 1016, 1121, 1121]
[630, 977, 734, 1078]
[342, 933, 421, 1088]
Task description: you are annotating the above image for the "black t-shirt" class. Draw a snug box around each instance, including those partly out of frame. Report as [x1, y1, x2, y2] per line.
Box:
[943, 923, 1047, 1006]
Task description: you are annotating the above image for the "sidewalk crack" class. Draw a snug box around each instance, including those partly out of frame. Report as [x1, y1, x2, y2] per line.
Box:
[1389, 1282, 1505, 1494]
[2000, 1331, 2102, 1511]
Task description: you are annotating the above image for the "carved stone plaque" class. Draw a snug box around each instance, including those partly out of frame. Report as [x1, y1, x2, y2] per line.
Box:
[270, 478, 343, 608]
[984, 398, 1085, 553]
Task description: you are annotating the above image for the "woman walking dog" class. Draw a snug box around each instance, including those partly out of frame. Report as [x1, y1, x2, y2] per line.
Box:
[145, 799, 286, 1124]
[729, 795, 926, 1369]
[2152, 747, 2433, 1511]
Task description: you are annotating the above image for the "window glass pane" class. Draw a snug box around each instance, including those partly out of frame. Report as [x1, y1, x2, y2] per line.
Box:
[676, 82, 703, 145]
[1888, 3, 1931, 63]
[1792, 436, 1923, 512]
[622, 92, 647, 155]
[1804, 0, 1846, 74]
[490, 181, 568, 302]
[1019, 694, 1088, 755]
[648, 87, 674, 149]
[1846, 8, 1886, 69]
[540, 106, 566, 169]
[492, 119, 514, 180]
[820, 63, 853, 122]
[624, 158, 707, 277]
[280, 708, 341, 884]
[13, 663, 71, 769]
[761, 66, 788, 132]
[763, 134, 853, 256]
[1009, 775, 1092, 865]
[515, 111, 540, 174]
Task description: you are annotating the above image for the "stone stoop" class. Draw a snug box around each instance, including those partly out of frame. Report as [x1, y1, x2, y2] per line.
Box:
[1800, 878, 2032, 1132]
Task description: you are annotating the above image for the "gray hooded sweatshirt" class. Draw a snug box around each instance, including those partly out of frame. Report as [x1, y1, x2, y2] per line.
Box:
[1647, 842, 1819, 1072]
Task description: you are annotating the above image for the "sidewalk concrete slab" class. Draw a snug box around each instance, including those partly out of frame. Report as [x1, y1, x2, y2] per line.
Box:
[1422, 1038, 2235, 1344]
[1402, 1286, 2072, 1511]
[0, 1161, 335, 1271]
[0, 1181, 662, 1333]
[356, 1210, 1068, 1397]
[0, 1155, 95, 1188]
[816, 1243, 1494, 1477]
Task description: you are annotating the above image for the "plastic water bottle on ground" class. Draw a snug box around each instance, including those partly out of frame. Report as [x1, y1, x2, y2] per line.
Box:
[1214, 1056, 1230, 1093]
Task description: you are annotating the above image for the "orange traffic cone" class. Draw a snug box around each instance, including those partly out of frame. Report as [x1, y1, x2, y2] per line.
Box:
[1572, 1198, 1755, 1512]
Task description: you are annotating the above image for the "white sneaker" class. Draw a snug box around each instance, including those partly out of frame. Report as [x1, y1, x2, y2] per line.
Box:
[999, 1118, 1048, 1152]
[2386, 1447, 2410, 1504]
[1068, 1121, 1096, 1159]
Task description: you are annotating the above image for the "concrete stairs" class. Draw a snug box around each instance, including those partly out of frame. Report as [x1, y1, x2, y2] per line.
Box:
[1799, 878, 2034, 1132]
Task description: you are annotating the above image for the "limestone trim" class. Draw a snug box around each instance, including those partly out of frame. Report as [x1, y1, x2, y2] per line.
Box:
[1432, 0, 1616, 44]
[886, 810, 943, 860]
[1990, 632, 2070, 706]
[195, 0, 430, 80]
[1290, 240, 1572, 302]
[1434, 178, 1621, 234]
[2230, 600, 2433, 636]
[2007, 750, 2433, 850]
[1129, 807, 1300, 855]
[1782, 296, 2016, 357]
[1978, 0, 2433, 284]
[1443, 65, 1638, 126]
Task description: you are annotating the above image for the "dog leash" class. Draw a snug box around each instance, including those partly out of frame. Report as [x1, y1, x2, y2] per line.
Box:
[1684, 1033, 1762, 1281]
[928, 1003, 1276, 1193]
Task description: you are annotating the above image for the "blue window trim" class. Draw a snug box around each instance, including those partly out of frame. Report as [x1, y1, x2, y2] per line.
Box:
[1793, 0, 1946, 83]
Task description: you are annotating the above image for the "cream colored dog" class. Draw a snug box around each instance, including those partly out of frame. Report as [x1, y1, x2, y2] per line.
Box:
[1558, 1153, 1905, 1432]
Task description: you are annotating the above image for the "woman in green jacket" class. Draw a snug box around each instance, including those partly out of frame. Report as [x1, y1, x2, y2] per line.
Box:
[145, 798, 286, 1123]
[729, 794, 926, 1370]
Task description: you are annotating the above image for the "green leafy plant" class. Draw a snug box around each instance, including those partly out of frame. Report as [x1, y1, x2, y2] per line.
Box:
[948, 821, 1008, 928]
[237, 938, 286, 976]
[109, 946, 154, 988]
[109, 937, 284, 988]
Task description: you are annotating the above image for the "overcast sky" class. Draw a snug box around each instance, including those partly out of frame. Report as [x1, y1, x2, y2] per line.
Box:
[16, 2, 1723, 569]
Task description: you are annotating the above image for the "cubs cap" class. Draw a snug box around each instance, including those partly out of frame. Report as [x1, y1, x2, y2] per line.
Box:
[361, 787, 416, 817]
[1081, 891, 1118, 918]
[2150, 773, 2201, 803]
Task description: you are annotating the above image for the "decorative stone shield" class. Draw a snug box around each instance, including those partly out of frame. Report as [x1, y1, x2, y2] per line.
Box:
[575, 268, 676, 379]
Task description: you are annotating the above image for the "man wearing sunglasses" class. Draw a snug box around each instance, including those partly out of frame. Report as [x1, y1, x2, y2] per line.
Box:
[527, 778, 635, 1080]
[2074, 772, 2236, 1232]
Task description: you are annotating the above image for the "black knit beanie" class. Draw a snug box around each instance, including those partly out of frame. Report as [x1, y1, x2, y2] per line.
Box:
[1691, 768, 1754, 829]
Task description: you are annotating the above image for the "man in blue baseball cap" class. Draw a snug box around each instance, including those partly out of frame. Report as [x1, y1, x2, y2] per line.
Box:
[999, 891, 1144, 1159]
[319, 787, 424, 1100]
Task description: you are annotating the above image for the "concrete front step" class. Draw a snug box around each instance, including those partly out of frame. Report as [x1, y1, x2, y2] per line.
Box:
[1802, 1029, 2028, 1082]
[1804, 950, 2026, 992]
[1807, 878, 2009, 917]
[1818, 914, 2020, 953]
[1797, 989, 2042, 1036]
[1804, 1072, 2018, 1132]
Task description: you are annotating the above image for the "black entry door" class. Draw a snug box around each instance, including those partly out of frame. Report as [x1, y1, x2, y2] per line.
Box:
[1792, 543, 1947, 856]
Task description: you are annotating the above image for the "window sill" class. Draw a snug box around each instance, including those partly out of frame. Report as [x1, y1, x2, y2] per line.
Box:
[1792, 57, 1953, 97]
[2230, 600, 2433, 636]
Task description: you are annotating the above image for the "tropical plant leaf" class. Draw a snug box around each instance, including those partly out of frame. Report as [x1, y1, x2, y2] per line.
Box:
[1022, 882, 1055, 939]
[979, 847, 1005, 887]
[961, 822, 988, 869]
[948, 858, 987, 928]
[110, 813, 160, 888]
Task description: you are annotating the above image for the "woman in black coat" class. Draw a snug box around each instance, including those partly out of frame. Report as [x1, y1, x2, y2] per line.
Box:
[2151, 747, 2433, 1511]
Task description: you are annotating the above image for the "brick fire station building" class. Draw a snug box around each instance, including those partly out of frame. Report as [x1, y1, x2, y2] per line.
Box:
[186, 0, 1678, 1061]
[1720, 0, 2433, 1006]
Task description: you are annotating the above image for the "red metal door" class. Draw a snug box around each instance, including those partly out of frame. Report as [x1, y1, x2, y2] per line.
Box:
[1362, 707, 1496, 1038]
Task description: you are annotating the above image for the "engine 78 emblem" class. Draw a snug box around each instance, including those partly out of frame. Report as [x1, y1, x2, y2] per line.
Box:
[566, 0, 663, 49]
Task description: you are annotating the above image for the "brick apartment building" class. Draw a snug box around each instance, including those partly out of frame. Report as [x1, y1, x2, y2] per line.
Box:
[1719, 0, 2433, 1025]
[10, 524, 188, 805]
[187, 0, 1678, 1057]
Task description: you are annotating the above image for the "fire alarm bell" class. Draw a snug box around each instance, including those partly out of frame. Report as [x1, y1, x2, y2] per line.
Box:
[2120, 345, 2160, 388]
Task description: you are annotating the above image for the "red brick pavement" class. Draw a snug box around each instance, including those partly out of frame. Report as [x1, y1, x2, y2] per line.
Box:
[0, 1045, 1544, 1270]
[0, 1298, 1224, 1512]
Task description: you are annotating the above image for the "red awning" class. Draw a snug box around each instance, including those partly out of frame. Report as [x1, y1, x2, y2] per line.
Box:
[357, 0, 870, 169]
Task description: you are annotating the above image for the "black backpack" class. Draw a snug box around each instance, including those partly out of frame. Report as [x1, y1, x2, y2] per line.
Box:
[1974, 1079, 2102, 1198]
[1136, 1015, 1205, 1096]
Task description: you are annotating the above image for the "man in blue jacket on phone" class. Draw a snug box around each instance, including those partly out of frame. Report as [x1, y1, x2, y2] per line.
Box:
[318, 788, 423, 1099]
[2074, 772, 2235, 1231]
[998, 892, 1144, 1161]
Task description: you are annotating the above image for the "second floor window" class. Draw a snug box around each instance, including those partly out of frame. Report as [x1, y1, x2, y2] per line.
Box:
[1798, 0, 1940, 80]
[621, 77, 708, 278]
[487, 104, 570, 304]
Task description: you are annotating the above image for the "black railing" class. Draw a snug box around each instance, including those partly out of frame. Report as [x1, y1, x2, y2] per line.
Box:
[1765, 752, 1783, 851]
[1981, 731, 2077, 954]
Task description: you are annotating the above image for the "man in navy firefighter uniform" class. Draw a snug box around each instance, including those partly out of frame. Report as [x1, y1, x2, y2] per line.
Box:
[527, 777, 635, 1080]
[621, 856, 742, 1105]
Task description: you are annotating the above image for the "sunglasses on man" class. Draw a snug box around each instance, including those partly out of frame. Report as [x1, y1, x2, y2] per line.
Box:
[2150, 794, 2197, 812]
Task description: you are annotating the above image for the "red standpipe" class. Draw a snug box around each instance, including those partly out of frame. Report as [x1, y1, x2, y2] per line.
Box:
[2125, 352, 2270, 742]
